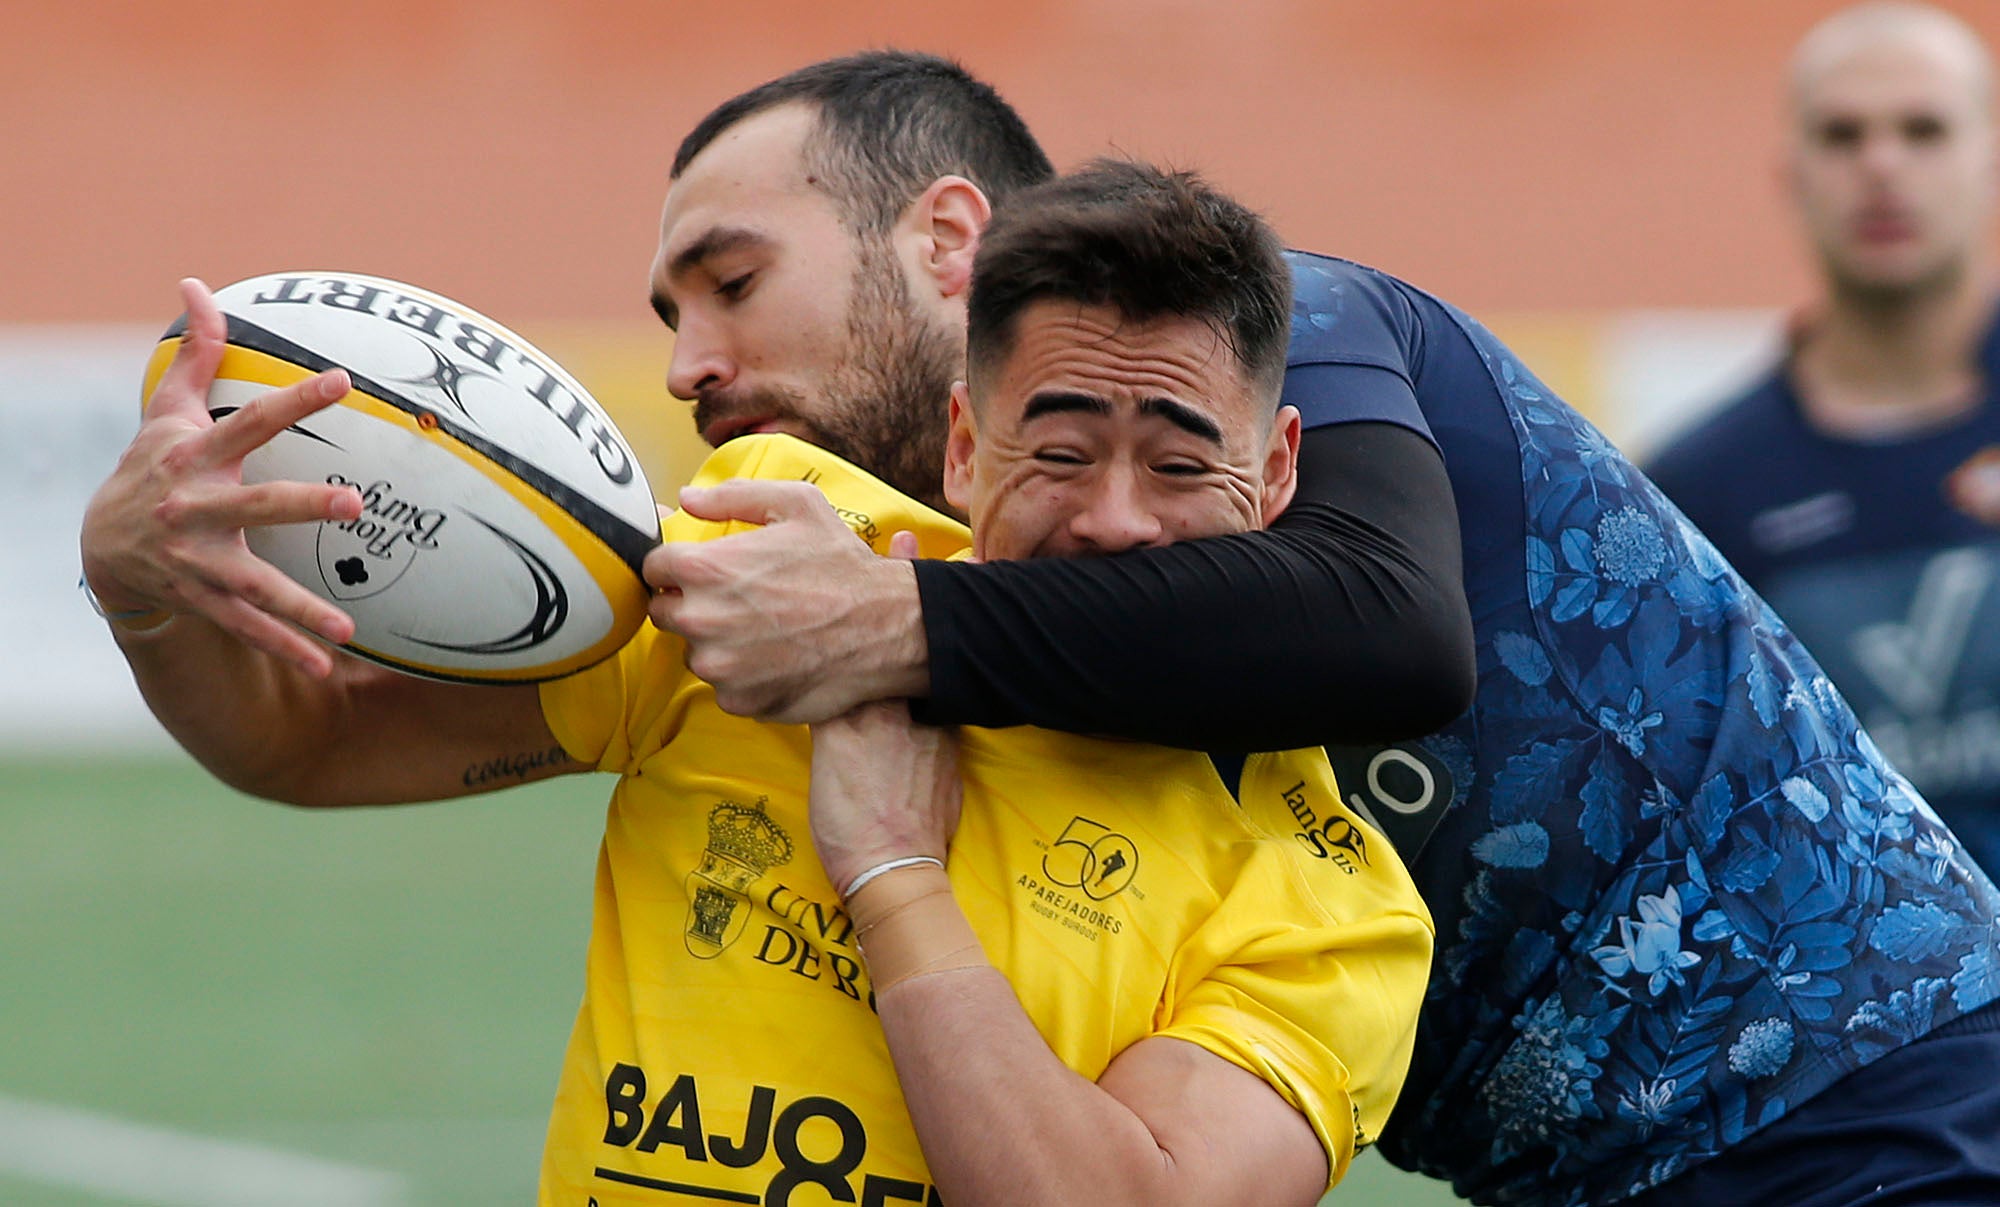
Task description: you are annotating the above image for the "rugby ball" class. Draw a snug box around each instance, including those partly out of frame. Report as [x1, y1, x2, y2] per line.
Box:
[139, 271, 659, 684]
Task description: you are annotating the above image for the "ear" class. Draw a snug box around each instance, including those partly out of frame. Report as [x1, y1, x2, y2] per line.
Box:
[944, 381, 980, 514]
[903, 175, 991, 301]
[1258, 406, 1303, 527]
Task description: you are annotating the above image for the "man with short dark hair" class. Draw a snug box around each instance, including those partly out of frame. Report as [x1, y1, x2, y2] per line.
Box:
[546, 157, 1428, 1204]
[963, 159, 1292, 401]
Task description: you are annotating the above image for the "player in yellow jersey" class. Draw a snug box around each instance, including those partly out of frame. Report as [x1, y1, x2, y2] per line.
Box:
[530, 160, 1430, 1205]
[82, 69, 1428, 1207]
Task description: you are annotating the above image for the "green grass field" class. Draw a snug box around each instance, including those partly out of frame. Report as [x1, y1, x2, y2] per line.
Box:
[1, 755, 1462, 1206]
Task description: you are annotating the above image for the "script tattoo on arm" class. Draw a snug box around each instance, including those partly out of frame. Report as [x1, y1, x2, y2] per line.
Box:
[462, 743, 579, 788]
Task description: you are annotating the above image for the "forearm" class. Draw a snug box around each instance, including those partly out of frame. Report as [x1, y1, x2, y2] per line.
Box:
[858, 870, 1208, 1206]
[880, 967, 1193, 1206]
[110, 612, 572, 806]
[112, 613, 354, 800]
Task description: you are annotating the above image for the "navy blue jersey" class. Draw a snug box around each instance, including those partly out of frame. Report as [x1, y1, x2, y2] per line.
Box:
[1284, 251, 2000, 1205]
[1649, 317, 2000, 877]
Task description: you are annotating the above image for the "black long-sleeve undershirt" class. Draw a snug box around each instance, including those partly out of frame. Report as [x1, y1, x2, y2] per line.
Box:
[910, 421, 1476, 750]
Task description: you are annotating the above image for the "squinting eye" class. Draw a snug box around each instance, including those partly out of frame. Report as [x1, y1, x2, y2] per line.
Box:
[1155, 462, 1208, 478]
[716, 274, 753, 300]
[1034, 450, 1088, 466]
[1818, 119, 1863, 148]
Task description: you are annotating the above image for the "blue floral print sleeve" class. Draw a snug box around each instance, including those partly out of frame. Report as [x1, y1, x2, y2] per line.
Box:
[1283, 251, 2000, 1205]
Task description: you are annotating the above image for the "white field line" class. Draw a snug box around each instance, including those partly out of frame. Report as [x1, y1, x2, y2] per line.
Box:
[0, 1093, 407, 1207]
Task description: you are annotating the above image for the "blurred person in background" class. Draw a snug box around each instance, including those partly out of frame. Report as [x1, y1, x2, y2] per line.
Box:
[1650, 2, 2000, 875]
[83, 47, 2000, 1207]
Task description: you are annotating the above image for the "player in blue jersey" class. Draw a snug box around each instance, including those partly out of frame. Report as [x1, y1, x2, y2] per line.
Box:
[640, 52, 2000, 1207]
[1283, 249, 2000, 1207]
[1650, 3, 2000, 880]
[82, 47, 2000, 1207]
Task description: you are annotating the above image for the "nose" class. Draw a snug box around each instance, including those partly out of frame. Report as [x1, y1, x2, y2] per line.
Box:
[665, 314, 735, 402]
[1856, 126, 1911, 179]
[1067, 465, 1165, 554]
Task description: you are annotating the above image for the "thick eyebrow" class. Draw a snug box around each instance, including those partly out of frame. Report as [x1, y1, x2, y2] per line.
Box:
[1020, 390, 1224, 445]
[669, 225, 769, 280]
[1021, 391, 1111, 423]
[649, 289, 676, 330]
[649, 225, 773, 329]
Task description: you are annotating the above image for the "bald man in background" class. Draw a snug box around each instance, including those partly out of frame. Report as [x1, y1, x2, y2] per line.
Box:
[1652, 3, 2000, 877]
[1647, 11, 2000, 1199]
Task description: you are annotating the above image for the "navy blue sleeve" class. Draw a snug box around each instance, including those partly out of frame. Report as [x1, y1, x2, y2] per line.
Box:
[1282, 251, 1438, 444]
[910, 420, 1475, 750]
[1284, 362, 1433, 436]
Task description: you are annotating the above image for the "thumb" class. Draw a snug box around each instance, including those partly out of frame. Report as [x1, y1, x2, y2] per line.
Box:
[888, 530, 920, 560]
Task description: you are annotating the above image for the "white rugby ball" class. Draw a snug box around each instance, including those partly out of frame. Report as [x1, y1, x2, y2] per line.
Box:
[140, 271, 660, 683]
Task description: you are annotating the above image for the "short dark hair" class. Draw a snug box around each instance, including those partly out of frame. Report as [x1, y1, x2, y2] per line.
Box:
[672, 50, 1055, 235]
[967, 159, 1293, 403]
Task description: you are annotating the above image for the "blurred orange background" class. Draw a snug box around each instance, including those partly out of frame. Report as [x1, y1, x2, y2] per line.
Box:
[11, 0, 2000, 481]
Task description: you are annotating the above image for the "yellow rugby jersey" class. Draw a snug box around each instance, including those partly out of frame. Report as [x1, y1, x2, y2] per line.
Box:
[536, 434, 1432, 1205]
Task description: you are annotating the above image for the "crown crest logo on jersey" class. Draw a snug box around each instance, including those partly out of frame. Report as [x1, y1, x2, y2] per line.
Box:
[706, 797, 794, 872]
[685, 797, 795, 959]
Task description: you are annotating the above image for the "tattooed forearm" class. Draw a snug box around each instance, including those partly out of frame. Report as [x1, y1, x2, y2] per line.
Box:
[463, 744, 577, 788]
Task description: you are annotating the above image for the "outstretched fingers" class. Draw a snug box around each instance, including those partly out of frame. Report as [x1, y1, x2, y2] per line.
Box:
[165, 477, 364, 532]
[200, 369, 351, 467]
[89, 278, 370, 673]
[186, 552, 357, 667]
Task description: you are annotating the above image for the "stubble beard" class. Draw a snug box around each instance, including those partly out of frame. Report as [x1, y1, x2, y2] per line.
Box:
[1826, 239, 1972, 318]
[688, 236, 962, 513]
[814, 235, 963, 513]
